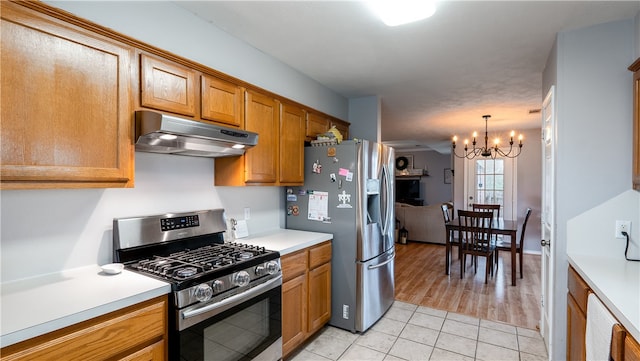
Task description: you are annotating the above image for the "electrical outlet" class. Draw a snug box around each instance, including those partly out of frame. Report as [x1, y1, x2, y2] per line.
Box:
[615, 220, 631, 239]
[244, 207, 251, 220]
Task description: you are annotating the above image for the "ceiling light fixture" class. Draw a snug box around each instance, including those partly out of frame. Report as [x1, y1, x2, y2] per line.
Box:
[367, 1, 437, 27]
[452, 115, 523, 159]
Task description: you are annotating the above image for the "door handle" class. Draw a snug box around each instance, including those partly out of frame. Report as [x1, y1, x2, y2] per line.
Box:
[541, 239, 551, 247]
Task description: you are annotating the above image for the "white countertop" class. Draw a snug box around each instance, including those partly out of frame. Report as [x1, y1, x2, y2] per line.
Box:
[0, 229, 330, 348]
[0, 265, 170, 348]
[568, 254, 640, 341]
[236, 229, 333, 255]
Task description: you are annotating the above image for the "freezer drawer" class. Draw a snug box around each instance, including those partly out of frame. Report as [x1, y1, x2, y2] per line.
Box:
[356, 248, 395, 332]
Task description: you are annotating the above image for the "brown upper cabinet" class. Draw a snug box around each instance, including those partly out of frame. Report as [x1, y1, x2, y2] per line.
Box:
[279, 102, 306, 185]
[201, 74, 244, 127]
[243, 90, 279, 184]
[140, 54, 197, 117]
[0, 1, 134, 189]
[1, 1, 348, 189]
[630, 58, 640, 191]
[215, 91, 306, 186]
[306, 111, 331, 141]
[306, 111, 350, 142]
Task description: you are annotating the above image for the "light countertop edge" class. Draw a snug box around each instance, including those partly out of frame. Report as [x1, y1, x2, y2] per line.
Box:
[568, 254, 640, 341]
[0, 229, 330, 348]
[235, 229, 334, 255]
[1, 265, 171, 348]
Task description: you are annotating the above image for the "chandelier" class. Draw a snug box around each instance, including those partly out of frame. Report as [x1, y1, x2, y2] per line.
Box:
[452, 115, 523, 159]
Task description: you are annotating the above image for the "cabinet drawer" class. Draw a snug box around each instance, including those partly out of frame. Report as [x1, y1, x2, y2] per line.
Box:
[1, 296, 167, 361]
[612, 323, 640, 361]
[117, 339, 165, 361]
[309, 241, 332, 269]
[282, 249, 308, 282]
[568, 266, 589, 313]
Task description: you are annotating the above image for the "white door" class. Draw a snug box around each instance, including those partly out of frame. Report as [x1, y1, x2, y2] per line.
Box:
[464, 156, 516, 220]
[541, 86, 555, 358]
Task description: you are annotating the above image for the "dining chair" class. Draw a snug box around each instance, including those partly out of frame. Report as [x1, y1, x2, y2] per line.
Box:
[496, 207, 532, 279]
[472, 203, 501, 220]
[457, 210, 496, 284]
[441, 203, 459, 260]
[472, 203, 500, 266]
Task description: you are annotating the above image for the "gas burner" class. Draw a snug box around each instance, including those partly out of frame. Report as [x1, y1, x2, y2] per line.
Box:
[174, 267, 199, 279]
[238, 252, 254, 259]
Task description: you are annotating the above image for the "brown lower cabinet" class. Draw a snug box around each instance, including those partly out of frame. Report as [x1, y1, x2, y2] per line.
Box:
[281, 241, 332, 359]
[567, 266, 640, 361]
[612, 324, 640, 361]
[0, 296, 168, 361]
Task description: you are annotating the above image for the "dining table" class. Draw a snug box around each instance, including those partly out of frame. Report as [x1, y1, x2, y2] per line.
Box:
[445, 217, 519, 286]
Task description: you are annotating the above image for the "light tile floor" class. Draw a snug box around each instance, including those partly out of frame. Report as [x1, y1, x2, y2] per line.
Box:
[288, 301, 548, 361]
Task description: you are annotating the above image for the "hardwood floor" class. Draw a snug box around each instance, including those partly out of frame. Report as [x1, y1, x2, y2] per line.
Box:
[394, 241, 541, 330]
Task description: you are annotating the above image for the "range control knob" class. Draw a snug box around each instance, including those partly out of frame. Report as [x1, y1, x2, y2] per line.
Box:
[233, 271, 251, 287]
[212, 279, 225, 293]
[255, 265, 266, 276]
[266, 261, 280, 275]
[194, 283, 213, 303]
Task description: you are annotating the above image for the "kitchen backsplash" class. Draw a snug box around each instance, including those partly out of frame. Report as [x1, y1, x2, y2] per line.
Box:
[567, 189, 640, 259]
[0, 152, 282, 283]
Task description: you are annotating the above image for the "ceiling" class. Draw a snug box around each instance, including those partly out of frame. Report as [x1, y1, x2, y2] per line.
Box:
[174, 1, 639, 153]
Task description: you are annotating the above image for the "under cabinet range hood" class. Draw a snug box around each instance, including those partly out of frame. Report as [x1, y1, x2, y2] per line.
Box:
[134, 110, 258, 157]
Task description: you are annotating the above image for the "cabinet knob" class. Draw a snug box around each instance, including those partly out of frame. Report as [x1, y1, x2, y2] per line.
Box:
[541, 239, 551, 247]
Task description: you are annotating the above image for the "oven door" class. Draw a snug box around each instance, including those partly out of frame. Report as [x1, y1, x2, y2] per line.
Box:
[172, 276, 282, 361]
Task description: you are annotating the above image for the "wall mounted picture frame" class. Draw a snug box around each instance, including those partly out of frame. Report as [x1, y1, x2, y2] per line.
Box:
[444, 168, 453, 184]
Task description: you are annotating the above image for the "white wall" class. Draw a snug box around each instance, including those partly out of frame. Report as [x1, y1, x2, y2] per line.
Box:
[542, 18, 635, 361]
[567, 190, 640, 259]
[348, 96, 381, 143]
[0, 1, 348, 283]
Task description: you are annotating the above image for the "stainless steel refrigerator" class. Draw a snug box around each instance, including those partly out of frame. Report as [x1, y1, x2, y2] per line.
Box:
[285, 140, 395, 333]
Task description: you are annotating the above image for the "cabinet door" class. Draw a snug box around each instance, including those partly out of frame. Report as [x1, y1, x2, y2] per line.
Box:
[1, 2, 133, 189]
[307, 262, 331, 335]
[567, 293, 587, 361]
[201, 75, 243, 127]
[279, 102, 305, 184]
[282, 273, 307, 358]
[140, 54, 196, 117]
[306, 111, 330, 140]
[244, 90, 278, 183]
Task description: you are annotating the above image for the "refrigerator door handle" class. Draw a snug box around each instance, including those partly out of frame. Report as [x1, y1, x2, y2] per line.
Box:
[380, 164, 390, 235]
[367, 252, 395, 270]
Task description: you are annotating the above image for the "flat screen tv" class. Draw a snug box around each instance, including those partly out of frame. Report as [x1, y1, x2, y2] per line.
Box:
[395, 179, 420, 201]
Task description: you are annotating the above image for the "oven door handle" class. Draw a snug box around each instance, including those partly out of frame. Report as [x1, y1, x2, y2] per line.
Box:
[181, 275, 282, 321]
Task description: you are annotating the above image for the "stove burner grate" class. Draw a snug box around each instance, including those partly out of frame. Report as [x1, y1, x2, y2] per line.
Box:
[174, 267, 199, 279]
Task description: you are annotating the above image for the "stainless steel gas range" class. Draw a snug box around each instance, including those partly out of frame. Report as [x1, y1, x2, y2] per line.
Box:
[113, 209, 282, 361]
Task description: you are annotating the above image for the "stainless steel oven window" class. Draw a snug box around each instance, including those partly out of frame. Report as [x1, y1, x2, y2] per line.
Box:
[203, 299, 270, 359]
[174, 284, 282, 361]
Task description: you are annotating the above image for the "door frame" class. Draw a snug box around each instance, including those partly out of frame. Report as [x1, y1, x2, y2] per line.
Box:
[541, 85, 556, 359]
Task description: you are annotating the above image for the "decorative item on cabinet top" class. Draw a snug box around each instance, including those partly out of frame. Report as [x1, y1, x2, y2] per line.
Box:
[134, 110, 258, 158]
